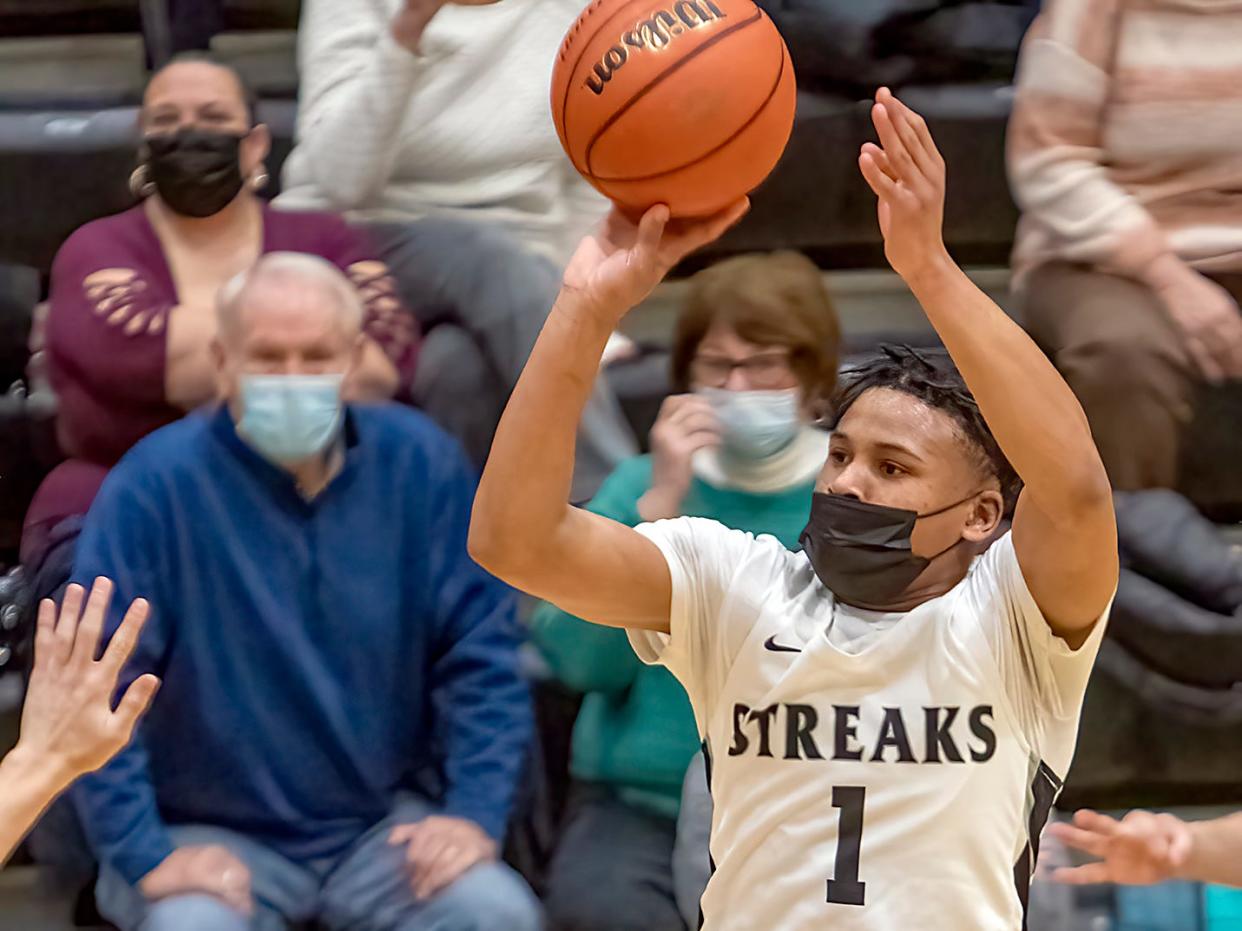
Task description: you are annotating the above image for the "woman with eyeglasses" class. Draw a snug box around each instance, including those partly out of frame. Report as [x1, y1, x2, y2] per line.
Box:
[530, 251, 840, 931]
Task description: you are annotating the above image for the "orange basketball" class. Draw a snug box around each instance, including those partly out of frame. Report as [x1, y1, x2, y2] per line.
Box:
[551, 0, 796, 218]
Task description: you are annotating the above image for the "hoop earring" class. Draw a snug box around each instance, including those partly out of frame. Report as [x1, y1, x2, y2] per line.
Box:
[129, 163, 157, 199]
[250, 169, 270, 192]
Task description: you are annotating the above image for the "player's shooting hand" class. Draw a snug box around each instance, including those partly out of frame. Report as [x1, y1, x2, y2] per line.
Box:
[389, 815, 497, 900]
[16, 578, 159, 783]
[1050, 809, 1193, 886]
[561, 200, 750, 325]
[858, 87, 950, 285]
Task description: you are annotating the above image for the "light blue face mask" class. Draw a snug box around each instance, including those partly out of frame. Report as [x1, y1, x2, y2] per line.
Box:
[699, 387, 802, 460]
[237, 374, 344, 464]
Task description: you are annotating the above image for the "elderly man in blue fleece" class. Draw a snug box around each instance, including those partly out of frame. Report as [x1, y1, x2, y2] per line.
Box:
[68, 252, 539, 931]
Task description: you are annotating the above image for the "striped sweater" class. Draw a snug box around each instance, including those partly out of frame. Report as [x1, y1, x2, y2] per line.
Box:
[1007, 0, 1242, 286]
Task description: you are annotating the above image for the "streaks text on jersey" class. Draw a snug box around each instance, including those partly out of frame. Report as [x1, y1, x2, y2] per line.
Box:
[728, 701, 997, 763]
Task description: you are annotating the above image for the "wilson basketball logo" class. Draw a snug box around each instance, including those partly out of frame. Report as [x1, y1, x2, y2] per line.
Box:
[584, 0, 728, 95]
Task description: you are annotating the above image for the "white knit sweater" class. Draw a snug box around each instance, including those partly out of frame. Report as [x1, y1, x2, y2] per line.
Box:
[277, 0, 608, 266]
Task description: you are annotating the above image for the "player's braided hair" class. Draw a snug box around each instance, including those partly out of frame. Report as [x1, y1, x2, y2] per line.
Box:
[828, 345, 1022, 515]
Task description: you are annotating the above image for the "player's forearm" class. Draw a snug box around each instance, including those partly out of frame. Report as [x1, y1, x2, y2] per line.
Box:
[469, 289, 614, 580]
[906, 254, 1110, 510]
[1177, 813, 1242, 887]
[0, 747, 75, 864]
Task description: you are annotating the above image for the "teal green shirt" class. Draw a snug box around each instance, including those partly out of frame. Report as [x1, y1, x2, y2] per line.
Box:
[530, 454, 814, 818]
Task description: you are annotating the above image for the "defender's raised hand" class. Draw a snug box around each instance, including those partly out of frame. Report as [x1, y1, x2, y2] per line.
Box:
[0, 578, 160, 864]
[1050, 810, 1193, 886]
[20, 579, 160, 778]
[561, 200, 749, 325]
[858, 87, 950, 283]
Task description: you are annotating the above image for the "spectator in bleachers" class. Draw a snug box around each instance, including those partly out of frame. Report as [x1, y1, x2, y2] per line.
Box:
[72, 253, 539, 931]
[530, 253, 840, 931]
[21, 55, 416, 602]
[1007, 0, 1242, 495]
[277, 0, 637, 498]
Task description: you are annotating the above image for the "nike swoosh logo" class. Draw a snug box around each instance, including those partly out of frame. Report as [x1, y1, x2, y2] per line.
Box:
[763, 635, 802, 653]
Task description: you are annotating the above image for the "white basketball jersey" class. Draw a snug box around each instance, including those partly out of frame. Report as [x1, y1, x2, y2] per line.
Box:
[629, 519, 1109, 931]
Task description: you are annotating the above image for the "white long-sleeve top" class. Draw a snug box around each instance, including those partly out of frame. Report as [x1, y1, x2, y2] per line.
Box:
[277, 0, 608, 266]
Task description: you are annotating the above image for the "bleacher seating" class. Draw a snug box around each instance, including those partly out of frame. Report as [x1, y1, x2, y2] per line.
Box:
[0, 1, 1020, 276]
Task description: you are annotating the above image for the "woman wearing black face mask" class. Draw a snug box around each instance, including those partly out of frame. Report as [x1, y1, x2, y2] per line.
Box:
[121, 56, 414, 410]
[471, 89, 1120, 930]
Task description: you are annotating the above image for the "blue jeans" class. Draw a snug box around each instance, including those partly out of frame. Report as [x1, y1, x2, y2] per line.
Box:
[96, 797, 542, 931]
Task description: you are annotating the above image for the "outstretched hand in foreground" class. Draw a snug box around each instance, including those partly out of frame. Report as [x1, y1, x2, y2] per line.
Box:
[0, 578, 158, 863]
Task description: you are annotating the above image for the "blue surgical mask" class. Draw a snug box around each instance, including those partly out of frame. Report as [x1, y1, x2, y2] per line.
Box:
[700, 387, 802, 460]
[237, 374, 344, 464]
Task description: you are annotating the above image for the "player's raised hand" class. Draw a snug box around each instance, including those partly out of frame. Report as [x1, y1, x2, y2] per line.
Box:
[858, 87, 949, 283]
[562, 200, 749, 324]
[1049, 809, 1193, 886]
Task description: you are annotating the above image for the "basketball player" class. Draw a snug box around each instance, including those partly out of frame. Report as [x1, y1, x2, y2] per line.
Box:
[470, 88, 1117, 928]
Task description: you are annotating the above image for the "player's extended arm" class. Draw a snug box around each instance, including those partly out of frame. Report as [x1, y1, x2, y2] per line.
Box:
[469, 202, 747, 632]
[859, 88, 1116, 646]
[1053, 809, 1242, 889]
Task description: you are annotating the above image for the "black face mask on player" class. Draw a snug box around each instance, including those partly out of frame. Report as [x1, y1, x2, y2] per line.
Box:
[798, 492, 978, 606]
[144, 128, 247, 218]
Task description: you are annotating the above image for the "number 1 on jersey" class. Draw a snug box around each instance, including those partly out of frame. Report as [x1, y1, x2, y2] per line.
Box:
[826, 785, 866, 906]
